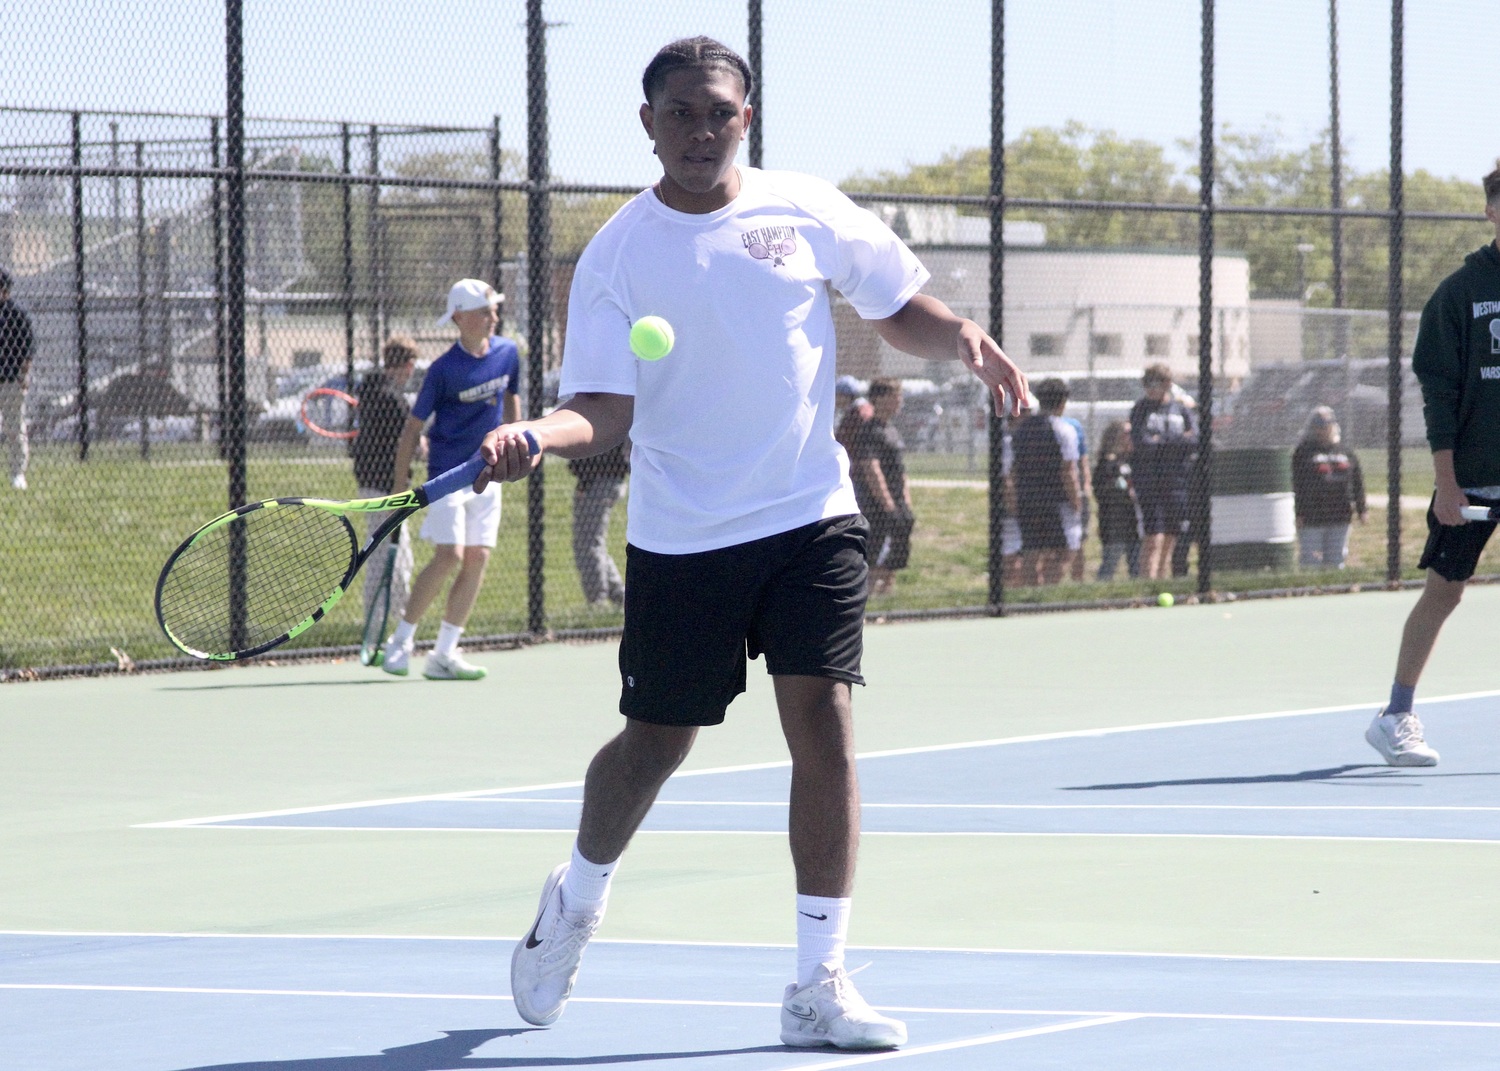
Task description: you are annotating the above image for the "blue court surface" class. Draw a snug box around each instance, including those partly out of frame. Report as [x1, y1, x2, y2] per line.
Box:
[149, 696, 1500, 843]
[5, 931, 1499, 1070]
[8, 683, 1499, 1069]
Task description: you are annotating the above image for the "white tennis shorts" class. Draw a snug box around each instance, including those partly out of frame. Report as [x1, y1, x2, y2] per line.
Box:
[420, 482, 502, 547]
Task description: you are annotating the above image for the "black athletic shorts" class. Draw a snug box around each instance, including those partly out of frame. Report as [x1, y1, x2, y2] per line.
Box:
[618, 515, 869, 727]
[1418, 492, 1500, 582]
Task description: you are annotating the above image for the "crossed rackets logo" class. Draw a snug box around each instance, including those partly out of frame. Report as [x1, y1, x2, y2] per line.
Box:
[743, 226, 799, 268]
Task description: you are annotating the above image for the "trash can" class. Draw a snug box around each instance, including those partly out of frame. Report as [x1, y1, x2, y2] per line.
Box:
[1210, 447, 1295, 572]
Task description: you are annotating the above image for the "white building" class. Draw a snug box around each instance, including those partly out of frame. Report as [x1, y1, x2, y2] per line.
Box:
[847, 206, 1252, 385]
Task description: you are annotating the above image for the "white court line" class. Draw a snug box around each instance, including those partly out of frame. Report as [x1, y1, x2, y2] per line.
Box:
[6, 929, 1499, 966]
[443, 799, 1500, 812]
[3, 984, 1497, 1032]
[139, 825, 1500, 844]
[135, 689, 1500, 830]
[776, 1016, 1140, 1069]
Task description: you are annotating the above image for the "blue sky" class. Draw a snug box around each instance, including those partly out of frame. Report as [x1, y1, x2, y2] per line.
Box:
[2, 0, 1494, 192]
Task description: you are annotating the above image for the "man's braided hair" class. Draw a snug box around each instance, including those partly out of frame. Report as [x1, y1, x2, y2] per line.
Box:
[642, 37, 752, 104]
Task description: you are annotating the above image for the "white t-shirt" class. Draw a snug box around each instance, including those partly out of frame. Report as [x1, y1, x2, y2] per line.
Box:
[560, 167, 930, 553]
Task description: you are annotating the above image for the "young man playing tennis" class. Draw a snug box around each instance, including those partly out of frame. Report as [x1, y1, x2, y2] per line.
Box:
[1366, 161, 1500, 766]
[383, 279, 520, 680]
[476, 38, 1027, 1050]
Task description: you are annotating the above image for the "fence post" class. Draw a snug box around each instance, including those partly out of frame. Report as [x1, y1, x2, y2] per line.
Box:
[366, 125, 382, 364]
[71, 111, 90, 461]
[1385, 0, 1404, 584]
[224, 0, 250, 650]
[341, 124, 355, 410]
[490, 115, 503, 291]
[1194, 0, 1216, 596]
[134, 143, 149, 459]
[211, 119, 226, 456]
[525, 0, 550, 636]
[986, 0, 1007, 612]
[747, 0, 763, 169]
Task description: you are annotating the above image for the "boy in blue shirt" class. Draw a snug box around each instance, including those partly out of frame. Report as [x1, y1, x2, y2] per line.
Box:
[383, 279, 521, 679]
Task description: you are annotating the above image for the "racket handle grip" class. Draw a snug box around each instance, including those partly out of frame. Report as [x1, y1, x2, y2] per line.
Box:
[414, 432, 542, 506]
[1459, 505, 1497, 522]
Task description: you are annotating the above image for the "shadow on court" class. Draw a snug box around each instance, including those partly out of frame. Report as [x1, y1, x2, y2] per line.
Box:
[1064, 764, 1500, 791]
[168, 1029, 789, 1070]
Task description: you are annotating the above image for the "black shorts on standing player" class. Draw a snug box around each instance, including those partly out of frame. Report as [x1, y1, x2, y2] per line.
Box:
[619, 515, 869, 726]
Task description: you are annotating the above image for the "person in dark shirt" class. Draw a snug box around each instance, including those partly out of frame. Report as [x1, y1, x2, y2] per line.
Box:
[849, 377, 914, 596]
[1129, 363, 1198, 579]
[569, 441, 629, 607]
[1011, 378, 1083, 586]
[1291, 406, 1366, 570]
[1093, 419, 1142, 580]
[352, 334, 421, 629]
[0, 269, 36, 491]
[1366, 161, 1500, 768]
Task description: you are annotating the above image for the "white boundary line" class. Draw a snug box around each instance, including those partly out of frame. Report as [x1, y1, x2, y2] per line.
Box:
[134, 689, 1500, 830]
[2, 985, 1496, 1033]
[417, 799, 1500, 812]
[5, 929, 1500, 966]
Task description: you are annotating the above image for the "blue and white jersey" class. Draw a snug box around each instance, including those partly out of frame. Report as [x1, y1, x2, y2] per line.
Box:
[412, 337, 520, 475]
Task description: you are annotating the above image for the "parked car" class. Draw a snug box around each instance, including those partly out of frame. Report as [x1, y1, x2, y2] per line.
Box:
[1217, 358, 1425, 449]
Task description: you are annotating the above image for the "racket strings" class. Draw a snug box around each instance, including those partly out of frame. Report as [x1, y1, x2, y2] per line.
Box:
[158, 505, 357, 655]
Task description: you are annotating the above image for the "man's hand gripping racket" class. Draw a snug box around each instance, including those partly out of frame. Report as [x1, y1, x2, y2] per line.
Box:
[155, 431, 538, 661]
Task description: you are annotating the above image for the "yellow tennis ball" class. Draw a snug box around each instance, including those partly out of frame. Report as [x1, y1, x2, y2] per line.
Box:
[630, 316, 675, 361]
[1157, 592, 1175, 608]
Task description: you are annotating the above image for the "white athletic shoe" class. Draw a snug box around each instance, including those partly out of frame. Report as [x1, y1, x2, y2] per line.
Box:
[511, 863, 601, 1026]
[10, 473, 26, 490]
[381, 639, 411, 677]
[1365, 708, 1440, 767]
[423, 649, 487, 680]
[780, 965, 907, 1050]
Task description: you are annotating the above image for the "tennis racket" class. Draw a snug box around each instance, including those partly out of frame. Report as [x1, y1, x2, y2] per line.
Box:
[360, 522, 401, 667]
[154, 431, 536, 662]
[1460, 505, 1498, 522]
[301, 386, 358, 440]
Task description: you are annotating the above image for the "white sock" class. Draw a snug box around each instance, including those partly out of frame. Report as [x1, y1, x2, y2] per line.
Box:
[391, 619, 417, 649]
[434, 620, 464, 659]
[559, 841, 616, 920]
[795, 894, 850, 987]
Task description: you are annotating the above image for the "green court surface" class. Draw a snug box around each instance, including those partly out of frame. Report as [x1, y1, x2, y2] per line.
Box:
[3, 586, 1498, 962]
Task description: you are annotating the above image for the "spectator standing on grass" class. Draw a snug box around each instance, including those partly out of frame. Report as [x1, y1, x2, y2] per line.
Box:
[382, 279, 521, 681]
[0, 269, 35, 491]
[1093, 419, 1142, 580]
[849, 377, 915, 596]
[1365, 160, 1500, 768]
[569, 441, 629, 608]
[1130, 363, 1198, 580]
[1062, 410, 1091, 581]
[1292, 406, 1366, 570]
[1012, 377, 1083, 586]
[352, 335, 422, 631]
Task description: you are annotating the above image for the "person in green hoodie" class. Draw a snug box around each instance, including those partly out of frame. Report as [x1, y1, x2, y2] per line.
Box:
[1366, 160, 1500, 768]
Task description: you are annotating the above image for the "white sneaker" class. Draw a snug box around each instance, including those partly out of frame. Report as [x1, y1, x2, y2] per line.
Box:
[423, 649, 487, 680]
[1365, 708, 1440, 767]
[780, 965, 907, 1050]
[511, 863, 601, 1026]
[381, 639, 411, 677]
[10, 474, 26, 490]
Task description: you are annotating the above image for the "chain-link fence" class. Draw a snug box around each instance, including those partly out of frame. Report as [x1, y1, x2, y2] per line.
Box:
[2, 0, 1496, 677]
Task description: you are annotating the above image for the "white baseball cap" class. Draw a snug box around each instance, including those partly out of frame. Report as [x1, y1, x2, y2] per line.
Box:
[437, 278, 502, 326]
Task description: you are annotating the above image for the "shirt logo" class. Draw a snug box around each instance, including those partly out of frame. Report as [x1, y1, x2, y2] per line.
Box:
[1490, 319, 1500, 355]
[1473, 300, 1500, 318]
[1480, 364, 1500, 379]
[457, 374, 511, 404]
[743, 225, 798, 267]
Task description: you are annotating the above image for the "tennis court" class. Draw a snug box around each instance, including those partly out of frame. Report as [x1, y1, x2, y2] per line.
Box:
[4, 586, 1499, 1069]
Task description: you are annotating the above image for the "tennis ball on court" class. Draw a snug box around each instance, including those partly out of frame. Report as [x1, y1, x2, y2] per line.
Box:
[1157, 592, 1175, 608]
[630, 315, 675, 361]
